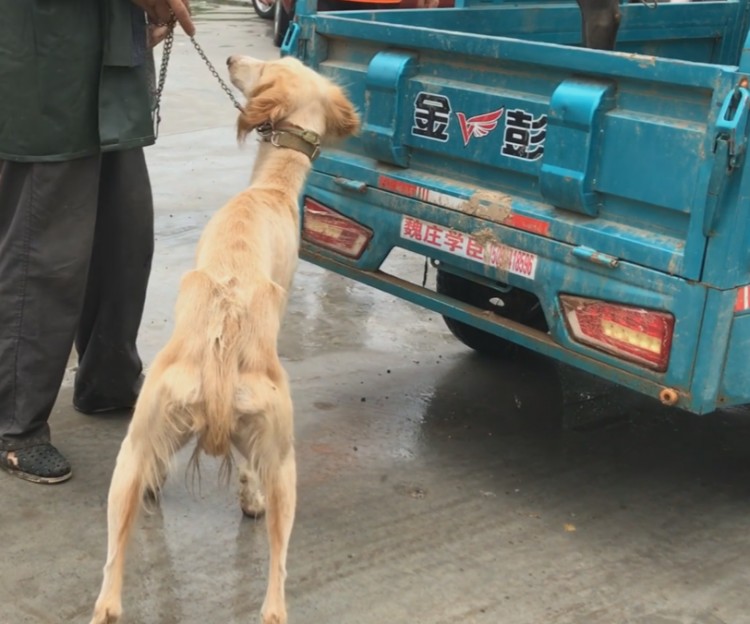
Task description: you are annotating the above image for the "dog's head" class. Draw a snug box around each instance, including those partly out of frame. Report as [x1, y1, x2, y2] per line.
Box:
[227, 55, 360, 143]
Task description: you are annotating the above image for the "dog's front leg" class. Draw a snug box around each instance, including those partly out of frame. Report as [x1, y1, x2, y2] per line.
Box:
[261, 450, 297, 624]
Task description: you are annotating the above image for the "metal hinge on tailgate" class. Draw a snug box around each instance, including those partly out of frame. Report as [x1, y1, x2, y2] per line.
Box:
[705, 85, 750, 236]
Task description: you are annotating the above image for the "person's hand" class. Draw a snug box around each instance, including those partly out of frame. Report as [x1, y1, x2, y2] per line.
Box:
[148, 24, 170, 48]
[132, 0, 196, 37]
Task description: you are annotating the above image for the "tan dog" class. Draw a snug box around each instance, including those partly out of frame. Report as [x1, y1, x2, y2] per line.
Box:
[90, 55, 359, 624]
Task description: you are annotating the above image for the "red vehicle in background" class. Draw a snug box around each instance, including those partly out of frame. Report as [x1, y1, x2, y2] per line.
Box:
[252, 0, 453, 47]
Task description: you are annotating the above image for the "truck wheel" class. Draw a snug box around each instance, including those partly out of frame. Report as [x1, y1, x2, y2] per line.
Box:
[252, 0, 275, 20]
[436, 269, 548, 357]
[273, 0, 291, 47]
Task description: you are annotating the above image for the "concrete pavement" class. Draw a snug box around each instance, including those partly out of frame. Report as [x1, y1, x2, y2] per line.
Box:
[3, 3, 750, 624]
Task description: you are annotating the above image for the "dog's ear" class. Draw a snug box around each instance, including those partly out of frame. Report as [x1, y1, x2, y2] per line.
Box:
[236, 81, 292, 142]
[236, 107, 256, 143]
[326, 86, 360, 138]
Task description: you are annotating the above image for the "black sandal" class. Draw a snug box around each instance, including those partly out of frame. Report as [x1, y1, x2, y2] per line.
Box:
[0, 443, 72, 484]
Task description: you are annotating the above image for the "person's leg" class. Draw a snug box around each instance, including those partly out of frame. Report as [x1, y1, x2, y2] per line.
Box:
[74, 148, 154, 413]
[0, 156, 101, 482]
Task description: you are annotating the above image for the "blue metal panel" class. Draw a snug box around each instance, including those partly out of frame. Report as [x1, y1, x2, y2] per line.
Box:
[720, 306, 750, 406]
[704, 87, 750, 235]
[595, 115, 708, 215]
[541, 79, 616, 216]
[312, 47, 724, 278]
[360, 52, 418, 167]
[309, 13, 737, 87]
[312, 144, 698, 277]
[719, 0, 750, 65]
[301, 170, 713, 411]
[691, 287, 736, 411]
[280, 22, 300, 57]
[701, 87, 750, 288]
[320, 4, 740, 59]
[290, 0, 750, 412]
[737, 9, 750, 72]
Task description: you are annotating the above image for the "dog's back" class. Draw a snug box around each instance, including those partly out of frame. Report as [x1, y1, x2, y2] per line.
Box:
[142, 178, 295, 455]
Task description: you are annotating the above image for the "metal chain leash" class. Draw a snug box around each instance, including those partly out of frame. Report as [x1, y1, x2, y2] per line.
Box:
[188, 36, 244, 111]
[152, 23, 175, 137]
[152, 17, 243, 138]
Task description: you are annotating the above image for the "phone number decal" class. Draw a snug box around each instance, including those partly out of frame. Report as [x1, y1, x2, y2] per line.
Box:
[400, 216, 538, 280]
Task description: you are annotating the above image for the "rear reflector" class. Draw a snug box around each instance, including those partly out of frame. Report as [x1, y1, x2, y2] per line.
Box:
[302, 198, 373, 259]
[559, 295, 674, 372]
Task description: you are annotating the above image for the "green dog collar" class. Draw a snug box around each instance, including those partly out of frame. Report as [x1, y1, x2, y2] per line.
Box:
[256, 122, 321, 161]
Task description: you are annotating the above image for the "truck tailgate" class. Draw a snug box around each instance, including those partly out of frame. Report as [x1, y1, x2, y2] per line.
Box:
[294, 1, 747, 280]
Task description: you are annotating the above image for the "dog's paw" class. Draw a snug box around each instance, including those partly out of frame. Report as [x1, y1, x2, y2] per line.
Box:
[90, 603, 122, 624]
[240, 490, 266, 518]
[261, 606, 287, 624]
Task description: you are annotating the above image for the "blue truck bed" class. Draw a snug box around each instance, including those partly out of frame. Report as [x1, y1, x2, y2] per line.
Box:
[285, 0, 750, 413]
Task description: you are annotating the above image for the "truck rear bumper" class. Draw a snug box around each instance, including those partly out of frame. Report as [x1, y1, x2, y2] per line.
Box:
[300, 168, 744, 415]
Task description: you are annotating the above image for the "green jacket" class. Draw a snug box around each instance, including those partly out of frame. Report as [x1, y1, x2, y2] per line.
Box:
[0, 0, 156, 162]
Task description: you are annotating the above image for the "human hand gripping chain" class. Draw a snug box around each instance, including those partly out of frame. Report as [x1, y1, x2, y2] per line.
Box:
[131, 0, 195, 36]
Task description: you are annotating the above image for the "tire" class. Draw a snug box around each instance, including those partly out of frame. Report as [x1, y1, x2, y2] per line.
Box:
[436, 269, 548, 357]
[252, 0, 275, 20]
[273, 0, 291, 47]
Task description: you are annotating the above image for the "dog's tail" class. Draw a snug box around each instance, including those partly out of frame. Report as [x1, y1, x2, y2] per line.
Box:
[178, 271, 287, 467]
[177, 270, 244, 461]
[199, 335, 238, 460]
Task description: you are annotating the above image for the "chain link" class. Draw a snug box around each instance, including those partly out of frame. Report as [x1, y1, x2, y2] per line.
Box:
[152, 25, 175, 138]
[151, 18, 244, 138]
[189, 37, 244, 111]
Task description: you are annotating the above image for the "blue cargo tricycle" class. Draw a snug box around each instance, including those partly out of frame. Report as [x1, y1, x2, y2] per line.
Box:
[284, 0, 750, 414]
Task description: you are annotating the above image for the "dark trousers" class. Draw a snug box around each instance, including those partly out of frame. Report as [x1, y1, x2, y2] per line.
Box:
[0, 149, 154, 451]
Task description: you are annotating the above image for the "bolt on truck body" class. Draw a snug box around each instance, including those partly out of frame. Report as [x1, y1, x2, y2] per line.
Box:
[284, 0, 750, 413]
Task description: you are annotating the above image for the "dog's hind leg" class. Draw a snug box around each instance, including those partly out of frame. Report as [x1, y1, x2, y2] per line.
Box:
[90, 371, 192, 624]
[261, 447, 297, 624]
[90, 430, 147, 624]
[232, 371, 297, 623]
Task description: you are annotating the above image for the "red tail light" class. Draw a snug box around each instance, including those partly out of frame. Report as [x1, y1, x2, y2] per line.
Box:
[302, 198, 373, 259]
[559, 295, 674, 372]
